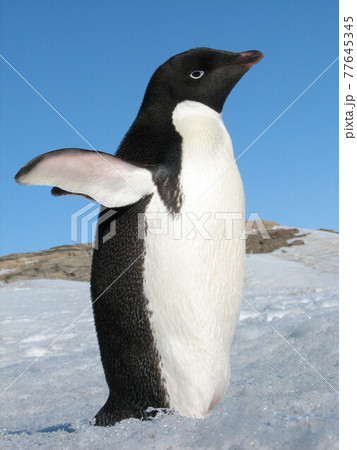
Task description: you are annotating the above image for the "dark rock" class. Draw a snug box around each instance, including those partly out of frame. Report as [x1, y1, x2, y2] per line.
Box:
[288, 239, 305, 247]
[245, 225, 308, 254]
[318, 228, 338, 234]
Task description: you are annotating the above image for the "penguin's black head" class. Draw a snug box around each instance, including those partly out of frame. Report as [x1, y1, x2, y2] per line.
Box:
[142, 47, 263, 114]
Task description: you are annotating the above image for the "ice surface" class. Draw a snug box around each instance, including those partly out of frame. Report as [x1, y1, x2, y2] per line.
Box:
[0, 229, 338, 449]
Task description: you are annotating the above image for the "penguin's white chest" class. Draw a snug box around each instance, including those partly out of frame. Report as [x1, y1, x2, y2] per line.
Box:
[143, 101, 245, 417]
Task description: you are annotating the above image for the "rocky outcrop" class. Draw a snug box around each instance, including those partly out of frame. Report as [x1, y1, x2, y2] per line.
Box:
[246, 227, 307, 254]
[0, 221, 310, 284]
[0, 244, 92, 284]
[318, 228, 339, 234]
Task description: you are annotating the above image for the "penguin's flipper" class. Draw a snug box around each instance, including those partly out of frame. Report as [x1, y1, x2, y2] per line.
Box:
[51, 186, 95, 201]
[15, 148, 154, 208]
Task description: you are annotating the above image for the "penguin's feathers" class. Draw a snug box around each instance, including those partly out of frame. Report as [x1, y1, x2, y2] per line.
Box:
[15, 148, 154, 208]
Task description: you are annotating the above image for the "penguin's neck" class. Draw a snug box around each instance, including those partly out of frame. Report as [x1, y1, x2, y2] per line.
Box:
[117, 102, 181, 166]
[116, 101, 184, 214]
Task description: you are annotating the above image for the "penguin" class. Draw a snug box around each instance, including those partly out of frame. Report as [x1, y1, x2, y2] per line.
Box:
[15, 47, 263, 426]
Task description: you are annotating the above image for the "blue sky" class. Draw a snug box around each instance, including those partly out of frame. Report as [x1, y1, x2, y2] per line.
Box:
[0, 0, 338, 256]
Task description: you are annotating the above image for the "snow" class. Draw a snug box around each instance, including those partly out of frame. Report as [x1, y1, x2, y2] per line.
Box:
[0, 229, 338, 449]
[0, 269, 16, 276]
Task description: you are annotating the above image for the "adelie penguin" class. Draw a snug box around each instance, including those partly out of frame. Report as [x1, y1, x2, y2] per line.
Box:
[15, 47, 263, 426]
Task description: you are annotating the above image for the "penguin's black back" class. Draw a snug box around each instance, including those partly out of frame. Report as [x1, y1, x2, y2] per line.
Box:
[91, 196, 168, 425]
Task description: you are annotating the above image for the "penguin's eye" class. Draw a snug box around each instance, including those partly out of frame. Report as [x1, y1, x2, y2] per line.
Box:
[190, 70, 205, 79]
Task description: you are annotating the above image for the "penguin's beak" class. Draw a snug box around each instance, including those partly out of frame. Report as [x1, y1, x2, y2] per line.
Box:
[229, 50, 264, 69]
[233, 50, 264, 68]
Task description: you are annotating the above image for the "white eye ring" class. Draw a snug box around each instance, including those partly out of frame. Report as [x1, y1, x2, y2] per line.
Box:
[190, 70, 205, 79]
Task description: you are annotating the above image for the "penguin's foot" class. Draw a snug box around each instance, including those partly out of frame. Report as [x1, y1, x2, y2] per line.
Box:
[94, 407, 170, 426]
[94, 399, 171, 426]
[94, 398, 139, 427]
[94, 408, 123, 427]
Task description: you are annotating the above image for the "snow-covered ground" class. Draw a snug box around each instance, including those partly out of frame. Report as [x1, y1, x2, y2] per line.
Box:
[0, 229, 338, 449]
